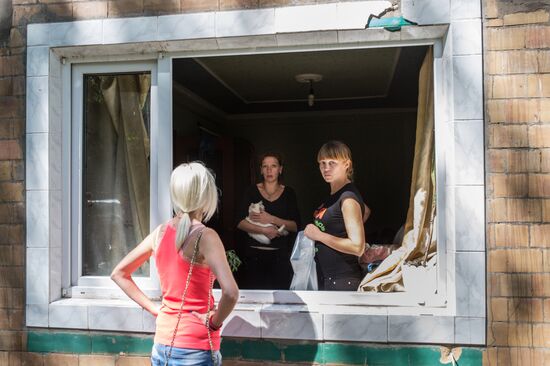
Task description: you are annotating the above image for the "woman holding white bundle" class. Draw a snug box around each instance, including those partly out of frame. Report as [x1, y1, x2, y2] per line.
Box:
[236, 152, 301, 290]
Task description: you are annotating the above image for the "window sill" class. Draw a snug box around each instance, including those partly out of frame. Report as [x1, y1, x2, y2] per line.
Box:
[27, 297, 485, 345]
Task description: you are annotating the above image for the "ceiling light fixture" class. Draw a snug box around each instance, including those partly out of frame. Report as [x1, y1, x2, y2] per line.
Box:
[295, 73, 323, 107]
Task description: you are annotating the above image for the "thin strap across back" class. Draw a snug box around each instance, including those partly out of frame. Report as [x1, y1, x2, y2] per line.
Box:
[179, 224, 205, 252]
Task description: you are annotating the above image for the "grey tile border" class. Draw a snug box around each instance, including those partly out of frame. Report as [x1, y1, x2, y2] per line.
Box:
[27, 23, 50, 46]
[260, 310, 323, 340]
[49, 190, 63, 248]
[452, 19, 482, 56]
[49, 132, 63, 191]
[323, 314, 388, 342]
[216, 34, 278, 49]
[388, 315, 455, 344]
[162, 38, 220, 52]
[26, 248, 49, 305]
[275, 3, 338, 33]
[217, 8, 275, 38]
[335, 1, 393, 30]
[26, 76, 49, 134]
[455, 251, 486, 318]
[401, 0, 451, 25]
[450, 0, 482, 21]
[26, 190, 49, 248]
[49, 245, 63, 302]
[27, 304, 49, 327]
[276, 31, 338, 47]
[48, 19, 103, 47]
[27, 46, 50, 77]
[49, 301, 88, 329]
[38, 298, 486, 345]
[221, 308, 263, 338]
[455, 316, 485, 345]
[158, 13, 216, 41]
[337, 28, 402, 44]
[103, 17, 158, 44]
[454, 120, 484, 186]
[26, 133, 49, 190]
[24, 0, 485, 346]
[88, 304, 144, 332]
[455, 186, 485, 252]
[453, 54, 484, 120]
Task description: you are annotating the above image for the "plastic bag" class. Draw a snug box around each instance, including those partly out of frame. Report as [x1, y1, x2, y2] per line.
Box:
[289, 231, 318, 291]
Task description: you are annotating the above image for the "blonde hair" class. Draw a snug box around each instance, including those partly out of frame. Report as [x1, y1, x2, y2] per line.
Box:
[317, 140, 354, 180]
[170, 162, 218, 250]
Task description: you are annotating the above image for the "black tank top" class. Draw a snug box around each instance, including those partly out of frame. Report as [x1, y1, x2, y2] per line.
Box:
[313, 183, 364, 287]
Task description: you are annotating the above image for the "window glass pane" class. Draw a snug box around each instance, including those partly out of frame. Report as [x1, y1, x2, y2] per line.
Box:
[83, 73, 151, 276]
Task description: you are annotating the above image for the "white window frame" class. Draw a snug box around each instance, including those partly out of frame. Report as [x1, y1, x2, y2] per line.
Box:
[25, 1, 485, 345]
[69, 62, 160, 294]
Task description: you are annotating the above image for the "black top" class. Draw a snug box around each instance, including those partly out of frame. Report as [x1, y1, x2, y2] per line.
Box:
[313, 183, 365, 281]
[237, 185, 301, 250]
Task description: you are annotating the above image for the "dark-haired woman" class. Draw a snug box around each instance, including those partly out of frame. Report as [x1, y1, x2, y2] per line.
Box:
[236, 152, 300, 290]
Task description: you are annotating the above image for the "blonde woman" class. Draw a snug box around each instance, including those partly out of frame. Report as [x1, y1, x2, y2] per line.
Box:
[304, 141, 367, 291]
[111, 162, 238, 365]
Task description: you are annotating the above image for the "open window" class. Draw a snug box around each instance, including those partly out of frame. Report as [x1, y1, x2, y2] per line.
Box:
[171, 46, 437, 301]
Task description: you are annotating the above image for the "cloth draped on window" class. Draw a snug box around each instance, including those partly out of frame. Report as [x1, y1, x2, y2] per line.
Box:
[359, 47, 436, 293]
[84, 74, 150, 276]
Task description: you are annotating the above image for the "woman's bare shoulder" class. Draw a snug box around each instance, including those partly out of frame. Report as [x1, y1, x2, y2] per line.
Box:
[200, 227, 222, 244]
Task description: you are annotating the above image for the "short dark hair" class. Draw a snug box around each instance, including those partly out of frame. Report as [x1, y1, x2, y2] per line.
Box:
[259, 151, 284, 167]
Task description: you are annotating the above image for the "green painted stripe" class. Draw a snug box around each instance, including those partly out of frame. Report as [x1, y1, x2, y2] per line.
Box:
[283, 342, 324, 363]
[219, 339, 242, 359]
[407, 347, 445, 366]
[27, 331, 483, 365]
[91, 334, 152, 355]
[457, 348, 484, 365]
[240, 339, 281, 361]
[323, 343, 367, 365]
[364, 346, 410, 366]
[28, 331, 92, 354]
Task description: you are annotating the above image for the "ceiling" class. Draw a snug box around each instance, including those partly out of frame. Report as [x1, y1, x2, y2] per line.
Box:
[172, 46, 428, 114]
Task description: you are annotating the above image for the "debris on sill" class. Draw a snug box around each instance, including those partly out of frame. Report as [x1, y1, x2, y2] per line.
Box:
[440, 346, 462, 365]
[366, 16, 417, 32]
[365, 3, 416, 32]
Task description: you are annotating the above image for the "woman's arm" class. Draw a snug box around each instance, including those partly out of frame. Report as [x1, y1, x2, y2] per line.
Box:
[363, 203, 371, 223]
[193, 229, 239, 327]
[237, 219, 281, 239]
[111, 226, 161, 316]
[248, 212, 298, 232]
[304, 198, 365, 256]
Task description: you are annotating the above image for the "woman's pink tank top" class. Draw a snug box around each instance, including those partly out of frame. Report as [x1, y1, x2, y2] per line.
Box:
[153, 224, 221, 350]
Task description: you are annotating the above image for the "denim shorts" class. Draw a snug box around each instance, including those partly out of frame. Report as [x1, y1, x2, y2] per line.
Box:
[151, 343, 222, 366]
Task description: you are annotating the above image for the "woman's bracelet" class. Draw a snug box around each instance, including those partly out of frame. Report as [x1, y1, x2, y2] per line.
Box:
[208, 314, 223, 331]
